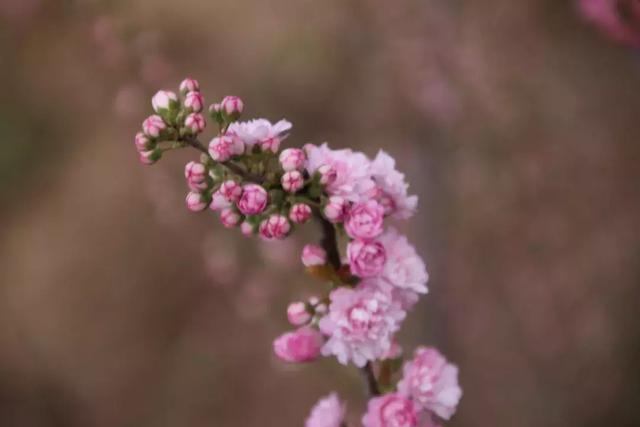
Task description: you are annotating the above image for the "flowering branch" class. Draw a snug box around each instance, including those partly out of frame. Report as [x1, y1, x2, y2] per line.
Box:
[132, 78, 462, 427]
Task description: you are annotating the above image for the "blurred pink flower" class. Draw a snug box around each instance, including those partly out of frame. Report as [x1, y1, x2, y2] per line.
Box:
[273, 327, 323, 363]
[305, 393, 346, 427]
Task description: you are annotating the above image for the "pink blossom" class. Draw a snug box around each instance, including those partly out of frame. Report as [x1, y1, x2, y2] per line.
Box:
[240, 221, 255, 236]
[347, 239, 386, 278]
[134, 132, 153, 152]
[383, 339, 403, 360]
[319, 283, 405, 367]
[237, 184, 268, 215]
[179, 77, 199, 93]
[208, 135, 234, 162]
[287, 301, 311, 326]
[184, 91, 204, 112]
[261, 214, 291, 240]
[370, 151, 418, 219]
[185, 191, 208, 212]
[323, 196, 349, 223]
[305, 393, 346, 427]
[289, 203, 312, 224]
[138, 150, 160, 165]
[397, 347, 462, 420]
[282, 170, 304, 193]
[279, 148, 306, 171]
[220, 207, 241, 228]
[260, 136, 280, 153]
[306, 143, 376, 202]
[302, 244, 327, 267]
[273, 327, 323, 363]
[221, 95, 244, 117]
[579, 0, 640, 47]
[151, 90, 177, 113]
[345, 200, 385, 239]
[225, 131, 246, 155]
[318, 164, 337, 186]
[184, 113, 205, 133]
[209, 190, 231, 211]
[362, 393, 419, 427]
[142, 114, 166, 138]
[219, 180, 243, 202]
[227, 118, 292, 148]
[378, 228, 428, 295]
[184, 161, 209, 191]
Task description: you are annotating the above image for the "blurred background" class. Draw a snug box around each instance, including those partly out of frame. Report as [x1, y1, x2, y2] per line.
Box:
[1, 0, 639, 426]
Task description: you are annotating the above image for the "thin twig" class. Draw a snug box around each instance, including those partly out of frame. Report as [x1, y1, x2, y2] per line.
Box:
[361, 362, 381, 396]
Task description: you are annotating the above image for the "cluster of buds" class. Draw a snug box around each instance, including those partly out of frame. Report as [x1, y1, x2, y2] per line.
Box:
[133, 78, 461, 427]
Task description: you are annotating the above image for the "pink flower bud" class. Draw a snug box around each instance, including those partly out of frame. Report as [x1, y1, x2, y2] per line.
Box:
[347, 239, 386, 278]
[219, 180, 243, 202]
[323, 196, 348, 223]
[240, 221, 255, 236]
[184, 91, 204, 112]
[208, 135, 234, 162]
[315, 302, 327, 315]
[237, 184, 268, 215]
[318, 164, 337, 186]
[209, 190, 231, 211]
[185, 191, 208, 212]
[344, 200, 384, 239]
[220, 95, 244, 118]
[138, 149, 161, 165]
[259, 136, 280, 153]
[142, 114, 166, 138]
[220, 207, 241, 228]
[301, 244, 327, 267]
[260, 214, 291, 240]
[179, 77, 199, 93]
[281, 170, 304, 193]
[287, 302, 311, 326]
[279, 148, 306, 171]
[289, 203, 312, 224]
[362, 393, 419, 427]
[185, 161, 209, 191]
[209, 103, 221, 114]
[134, 132, 153, 152]
[273, 327, 323, 363]
[184, 113, 205, 134]
[151, 90, 177, 113]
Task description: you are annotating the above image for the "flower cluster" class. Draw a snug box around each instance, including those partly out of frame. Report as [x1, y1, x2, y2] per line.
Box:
[133, 78, 461, 426]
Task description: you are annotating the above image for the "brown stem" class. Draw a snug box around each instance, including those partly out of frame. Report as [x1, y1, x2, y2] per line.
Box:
[361, 362, 381, 396]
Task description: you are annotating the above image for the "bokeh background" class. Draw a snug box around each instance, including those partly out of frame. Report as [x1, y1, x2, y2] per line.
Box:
[1, 1, 639, 426]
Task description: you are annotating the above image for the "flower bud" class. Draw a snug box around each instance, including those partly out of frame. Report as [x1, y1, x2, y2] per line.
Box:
[314, 302, 327, 315]
[179, 77, 199, 94]
[220, 207, 242, 228]
[209, 190, 231, 211]
[134, 132, 154, 152]
[220, 95, 243, 119]
[240, 221, 256, 236]
[259, 136, 280, 153]
[260, 214, 291, 240]
[138, 149, 161, 165]
[279, 148, 306, 171]
[323, 196, 348, 223]
[184, 113, 206, 134]
[289, 203, 312, 224]
[185, 191, 208, 212]
[318, 164, 337, 186]
[184, 91, 204, 112]
[272, 327, 323, 363]
[219, 180, 243, 202]
[287, 302, 311, 326]
[208, 135, 234, 162]
[142, 114, 166, 138]
[151, 90, 178, 114]
[237, 184, 268, 215]
[185, 161, 209, 191]
[281, 170, 304, 193]
[301, 244, 327, 267]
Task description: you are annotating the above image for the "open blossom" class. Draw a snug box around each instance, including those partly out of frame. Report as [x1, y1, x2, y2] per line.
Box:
[323, 196, 349, 223]
[362, 393, 419, 427]
[219, 180, 243, 202]
[186, 191, 208, 212]
[302, 244, 327, 267]
[305, 393, 346, 427]
[289, 203, 312, 224]
[306, 143, 376, 202]
[370, 151, 418, 219]
[237, 184, 268, 215]
[151, 90, 177, 113]
[345, 200, 385, 239]
[273, 327, 323, 363]
[227, 118, 292, 148]
[398, 347, 462, 421]
[142, 114, 166, 138]
[184, 91, 204, 112]
[378, 228, 428, 295]
[220, 207, 241, 228]
[281, 170, 304, 193]
[279, 148, 306, 171]
[208, 135, 234, 162]
[320, 283, 405, 367]
[347, 239, 386, 278]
